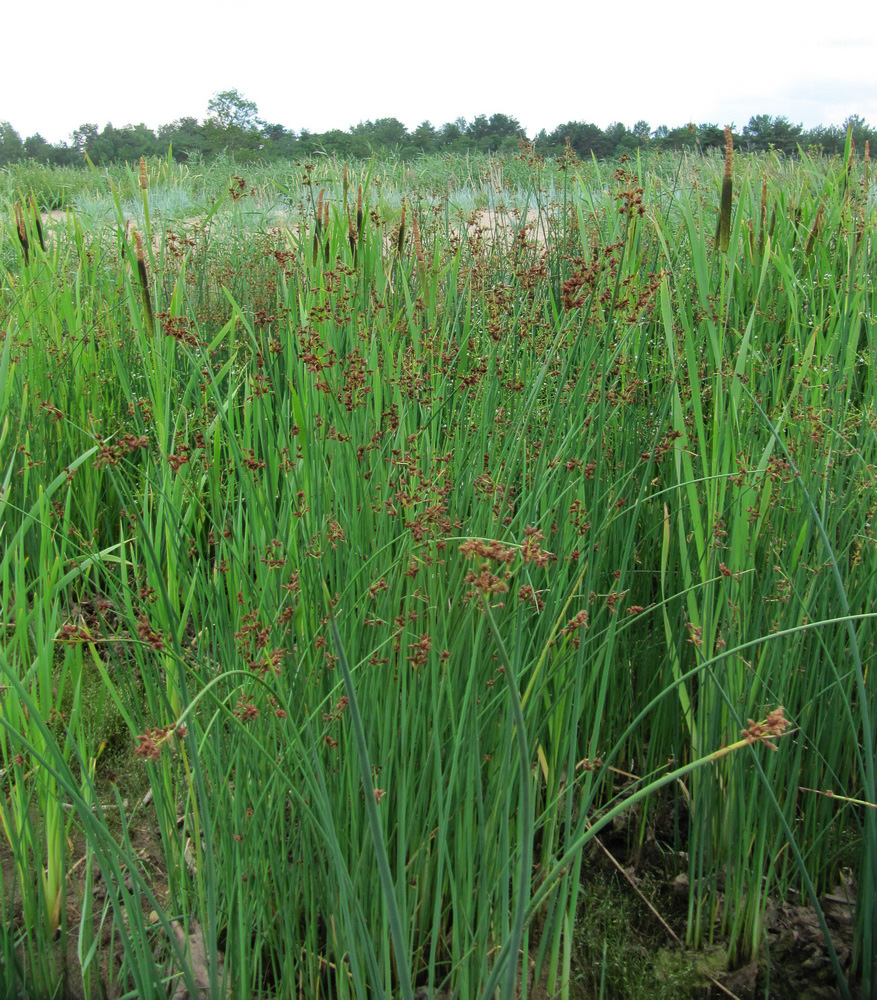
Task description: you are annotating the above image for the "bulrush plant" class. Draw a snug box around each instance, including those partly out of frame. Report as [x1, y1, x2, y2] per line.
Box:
[0, 148, 876, 999]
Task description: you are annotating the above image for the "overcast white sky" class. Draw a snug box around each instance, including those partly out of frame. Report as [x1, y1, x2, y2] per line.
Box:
[5, 0, 875, 143]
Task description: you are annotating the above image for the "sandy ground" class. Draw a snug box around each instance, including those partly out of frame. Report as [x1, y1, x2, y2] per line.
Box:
[469, 207, 549, 243]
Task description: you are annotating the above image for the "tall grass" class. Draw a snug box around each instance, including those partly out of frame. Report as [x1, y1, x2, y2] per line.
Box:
[0, 148, 874, 999]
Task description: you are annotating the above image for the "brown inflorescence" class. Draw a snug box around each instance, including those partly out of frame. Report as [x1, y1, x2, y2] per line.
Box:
[741, 707, 791, 749]
[134, 724, 186, 762]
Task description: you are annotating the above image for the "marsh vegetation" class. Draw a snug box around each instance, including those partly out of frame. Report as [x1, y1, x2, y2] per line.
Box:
[0, 140, 874, 998]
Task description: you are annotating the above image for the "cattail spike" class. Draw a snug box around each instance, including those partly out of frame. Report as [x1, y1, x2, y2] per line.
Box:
[30, 195, 45, 253]
[347, 208, 358, 264]
[758, 178, 768, 255]
[132, 229, 154, 331]
[716, 126, 733, 252]
[139, 156, 148, 191]
[313, 189, 325, 266]
[14, 201, 29, 264]
[805, 202, 824, 255]
[412, 211, 424, 265]
[397, 199, 406, 253]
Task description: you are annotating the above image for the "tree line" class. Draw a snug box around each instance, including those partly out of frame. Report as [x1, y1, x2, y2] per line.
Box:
[1, 90, 874, 167]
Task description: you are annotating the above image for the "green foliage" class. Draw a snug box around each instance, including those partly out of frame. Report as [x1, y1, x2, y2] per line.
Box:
[3, 98, 876, 167]
[0, 120, 24, 165]
[0, 149, 875, 999]
[742, 115, 804, 154]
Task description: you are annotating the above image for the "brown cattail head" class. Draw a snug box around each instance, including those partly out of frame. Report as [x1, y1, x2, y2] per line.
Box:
[343, 163, 349, 207]
[865, 140, 870, 197]
[29, 196, 45, 253]
[716, 126, 733, 252]
[347, 208, 358, 262]
[313, 189, 325, 265]
[323, 201, 329, 229]
[758, 177, 768, 255]
[14, 201, 29, 264]
[723, 126, 733, 181]
[356, 185, 363, 233]
[805, 202, 824, 255]
[397, 199, 406, 253]
[411, 210, 424, 265]
[132, 229, 154, 330]
[139, 156, 148, 191]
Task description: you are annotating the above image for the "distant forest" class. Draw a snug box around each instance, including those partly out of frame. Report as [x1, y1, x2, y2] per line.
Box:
[1, 90, 874, 166]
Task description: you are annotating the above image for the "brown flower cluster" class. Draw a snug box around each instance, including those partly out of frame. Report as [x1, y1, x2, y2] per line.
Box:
[520, 527, 554, 567]
[561, 609, 590, 647]
[641, 429, 682, 463]
[158, 311, 199, 347]
[517, 585, 545, 612]
[464, 564, 510, 599]
[459, 538, 516, 563]
[614, 166, 646, 218]
[407, 633, 432, 669]
[234, 695, 259, 722]
[94, 434, 149, 469]
[134, 724, 187, 762]
[229, 175, 254, 201]
[57, 622, 95, 644]
[136, 615, 165, 651]
[742, 707, 791, 749]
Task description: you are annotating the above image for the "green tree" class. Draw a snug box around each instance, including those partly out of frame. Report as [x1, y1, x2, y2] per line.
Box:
[742, 115, 802, 154]
[655, 123, 698, 151]
[545, 122, 610, 159]
[843, 114, 877, 153]
[351, 118, 409, 153]
[105, 123, 159, 162]
[468, 113, 525, 152]
[0, 121, 24, 164]
[604, 121, 634, 155]
[697, 123, 727, 151]
[632, 120, 651, 144]
[411, 121, 439, 153]
[205, 90, 262, 154]
[207, 89, 259, 130]
[439, 118, 467, 149]
[157, 117, 208, 161]
[313, 129, 360, 157]
[71, 123, 99, 157]
[22, 133, 52, 160]
[260, 123, 298, 158]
